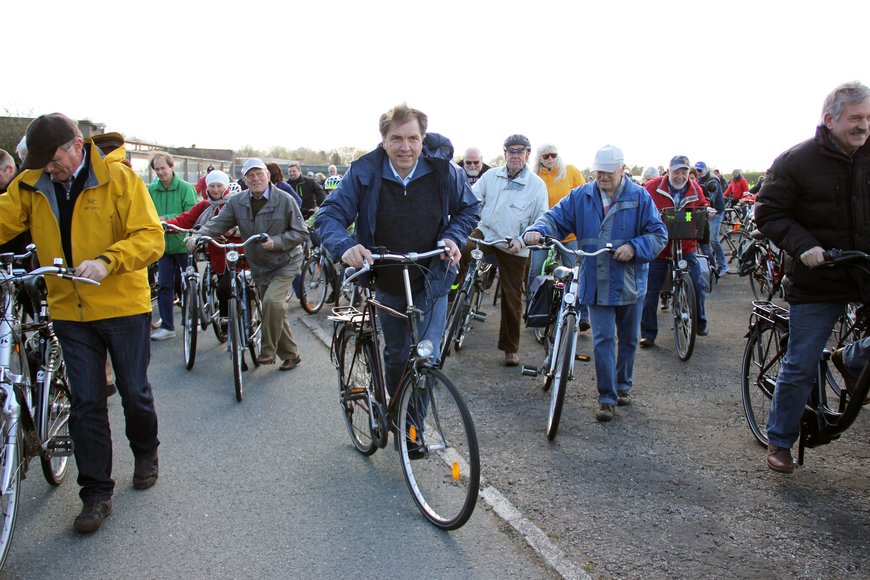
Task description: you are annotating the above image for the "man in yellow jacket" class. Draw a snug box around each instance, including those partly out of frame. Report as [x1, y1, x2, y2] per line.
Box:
[0, 113, 164, 534]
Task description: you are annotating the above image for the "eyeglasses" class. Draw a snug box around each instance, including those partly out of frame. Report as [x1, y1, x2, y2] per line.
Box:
[465, 160, 481, 165]
[504, 146, 528, 155]
[541, 153, 558, 160]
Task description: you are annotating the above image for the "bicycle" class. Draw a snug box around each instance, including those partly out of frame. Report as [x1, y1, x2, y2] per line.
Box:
[658, 207, 706, 361]
[0, 251, 98, 567]
[744, 230, 785, 301]
[299, 236, 344, 315]
[440, 236, 507, 365]
[327, 244, 480, 529]
[741, 249, 870, 467]
[193, 233, 268, 402]
[520, 238, 613, 440]
[163, 223, 209, 370]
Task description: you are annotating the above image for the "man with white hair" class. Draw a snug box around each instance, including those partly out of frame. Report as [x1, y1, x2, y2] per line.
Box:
[196, 158, 309, 371]
[524, 145, 667, 421]
[458, 146, 491, 185]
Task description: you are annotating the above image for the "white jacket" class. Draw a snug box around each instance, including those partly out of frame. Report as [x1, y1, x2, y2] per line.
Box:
[471, 165, 548, 257]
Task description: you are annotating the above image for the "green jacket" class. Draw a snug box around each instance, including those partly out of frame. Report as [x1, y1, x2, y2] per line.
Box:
[148, 173, 197, 254]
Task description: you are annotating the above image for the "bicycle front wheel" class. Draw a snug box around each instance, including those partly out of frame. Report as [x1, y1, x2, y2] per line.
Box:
[672, 272, 697, 361]
[229, 299, 244, 402]
[183, 279, 198, 370]
[337, 328, 384, 455]
[247, 289, 263, 364]
[547, 312, 575, 440]
[441, 290, 466, 363]
[0, 403, 22, 568]
[39, 357, 72, 486]
[455, 288, 478, 352]
[741, 321, 784, 446]
[749, 257, 774, 301]
[300, 257, 329, 314]
[397, 367, 480, 530]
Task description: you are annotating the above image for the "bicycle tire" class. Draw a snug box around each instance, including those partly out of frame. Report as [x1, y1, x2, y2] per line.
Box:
[673, 272, 697, 361]
[441, 290, 467, 362]
[741, 321, 784, 446]
[749, 255, 774, 301]
[183, 278, 198, 371]
[229, 299, 244, 402]
[455, 287, 478, 352]
[39, 355, 72, 486]
[397, 367, 480, 530]
[0, 410, 21, 569]
[300, 256, 329, 314]
[541, 323, 556, 392]
[198, 265, 212, 331]
[247, 288, 263, 364]
[722, 230, 749, 265]
[337, 328, 382, 455]
[547, 312, 575, 440]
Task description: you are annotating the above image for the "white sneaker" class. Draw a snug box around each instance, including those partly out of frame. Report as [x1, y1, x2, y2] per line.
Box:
[151, 328, 176, 341]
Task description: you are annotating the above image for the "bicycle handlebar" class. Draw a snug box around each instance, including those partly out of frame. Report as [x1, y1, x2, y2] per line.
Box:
[0, 264, 100, 286]
[526, 237, 615, 257]
[191, 233, 269, 251]
[819, 249, 870, 266]
[162, 222, 197, 235]
[342, 244, 450, 286]
[468, 236, 513, 248]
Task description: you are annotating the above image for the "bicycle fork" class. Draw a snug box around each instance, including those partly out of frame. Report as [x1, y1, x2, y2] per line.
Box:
[1, 386, 21, 495]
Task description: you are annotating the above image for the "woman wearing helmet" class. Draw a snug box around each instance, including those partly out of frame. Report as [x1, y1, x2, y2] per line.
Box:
[323, 175, 342, 194]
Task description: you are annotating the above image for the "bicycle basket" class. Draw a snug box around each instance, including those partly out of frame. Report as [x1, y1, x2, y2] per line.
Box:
[661, 207, 707, 241]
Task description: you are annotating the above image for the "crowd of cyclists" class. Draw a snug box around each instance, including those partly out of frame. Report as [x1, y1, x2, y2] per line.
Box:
[0, 80, 867, 544]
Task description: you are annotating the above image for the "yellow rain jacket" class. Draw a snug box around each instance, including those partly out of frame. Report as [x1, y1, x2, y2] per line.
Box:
[0, 139, 164, 321]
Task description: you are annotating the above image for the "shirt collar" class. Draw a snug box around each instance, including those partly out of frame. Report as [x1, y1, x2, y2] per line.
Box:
[387, 158, 420, 186]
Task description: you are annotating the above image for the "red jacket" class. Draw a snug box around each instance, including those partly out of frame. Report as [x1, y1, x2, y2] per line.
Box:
[165, 199, 242, 274]
[645, 177, 710, 259]
[724, 176, 751, 201]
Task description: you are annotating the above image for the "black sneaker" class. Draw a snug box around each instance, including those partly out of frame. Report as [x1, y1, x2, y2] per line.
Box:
[73, 499, 113, 533]
[617, 391, 632, 406]
[133, 453, 159, 490]
[595, 404, 615, 422]
[578, 319, 591, 332]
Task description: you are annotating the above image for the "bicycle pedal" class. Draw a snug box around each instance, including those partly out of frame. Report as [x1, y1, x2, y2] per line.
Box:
[470, 311, 487, 322]
[521, 365, 539, 377]
[45, 435, 74, 456]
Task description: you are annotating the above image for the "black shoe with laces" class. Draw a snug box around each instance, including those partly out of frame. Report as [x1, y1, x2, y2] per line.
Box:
[73, 499, 113, 533]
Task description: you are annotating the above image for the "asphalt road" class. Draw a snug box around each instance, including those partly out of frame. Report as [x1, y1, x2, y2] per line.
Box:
[0, 313, 556, 579]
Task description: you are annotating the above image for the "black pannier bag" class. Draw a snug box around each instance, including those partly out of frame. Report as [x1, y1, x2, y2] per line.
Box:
[525, 275, 555, 328]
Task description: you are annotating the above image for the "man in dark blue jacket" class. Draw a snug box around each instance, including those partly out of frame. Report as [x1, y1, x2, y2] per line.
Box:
[315, 103, 480, 398]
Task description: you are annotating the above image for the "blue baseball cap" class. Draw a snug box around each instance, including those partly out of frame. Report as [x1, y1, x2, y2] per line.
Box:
[694, 161, 707, 172]
[669, 155, 690, 170]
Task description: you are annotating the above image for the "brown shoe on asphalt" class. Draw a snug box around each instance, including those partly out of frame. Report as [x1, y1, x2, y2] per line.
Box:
[256, 354, 276, 365]
[279, 355, 302, 371]
[831, 348, 869, 404]
[639, 338, 654, 348]
[617, 391, 632, 406]
[73, 499, 113, 534]
[504, 352, 520, 367]
[766, 444, 795, 474]
[595, 403, 615, 422]
[133, 453, 159, 490]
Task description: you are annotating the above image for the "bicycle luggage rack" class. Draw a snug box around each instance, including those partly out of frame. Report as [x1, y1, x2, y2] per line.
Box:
[328, 305, 368, 325]
[750, 300, 789, 327]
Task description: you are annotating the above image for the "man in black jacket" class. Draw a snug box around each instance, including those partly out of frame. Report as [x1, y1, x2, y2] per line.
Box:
[755, 81, 870, 474]
[286, 160, 325, 219]
[457, 147, 491, 185]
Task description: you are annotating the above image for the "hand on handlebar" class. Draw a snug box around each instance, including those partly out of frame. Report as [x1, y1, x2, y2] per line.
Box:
[801, 246, 825, 268]
[523, 231, 544, 247]
[74, 259, 108, 281]
[613, 243, 635, 262]
[342, 244, 374, 268]
[506, 238, 523, 254]
[261, 235, 275, 251]
[440, 238, 461, 266]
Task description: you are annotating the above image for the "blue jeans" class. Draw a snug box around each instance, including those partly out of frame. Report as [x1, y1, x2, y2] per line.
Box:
[376, 288, 448, 399]
[842, 336, 870, 374]
[157, 252, 189, 331]
[527, 241, 588, 322]
[588, 301, 642, 405]
[53, 314, 159, 502]
[641, 253, 707, 340]
[766, 302, 844, 448]
[701, 213, 726, 273]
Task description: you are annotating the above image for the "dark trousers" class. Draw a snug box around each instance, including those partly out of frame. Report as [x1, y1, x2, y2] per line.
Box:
[458, 230, 529, 353]
[157, 252, 189, 331]
[54, 314, 159, 502]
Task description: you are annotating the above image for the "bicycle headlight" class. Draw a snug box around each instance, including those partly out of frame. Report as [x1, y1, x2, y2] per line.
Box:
[470, 248, 483, 261]
[416, 339, 435, 358]
[227, 250, 240, 265]
[678, 259, 688, 269]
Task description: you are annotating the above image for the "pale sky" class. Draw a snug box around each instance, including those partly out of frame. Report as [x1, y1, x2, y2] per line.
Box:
[4, 0, 867, 172]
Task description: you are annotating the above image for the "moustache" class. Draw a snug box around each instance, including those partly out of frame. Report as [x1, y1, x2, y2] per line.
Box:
[850, 127, 868, 136]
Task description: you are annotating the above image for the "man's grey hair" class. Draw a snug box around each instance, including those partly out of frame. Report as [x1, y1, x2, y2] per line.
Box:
[464, 147, 482, 159]
[642, 166, 659, 181]
[821, 81, 870, 124]
[0, 148, 14, 171]
[287, 160, 301, 169]
[534, 143, 567, 184]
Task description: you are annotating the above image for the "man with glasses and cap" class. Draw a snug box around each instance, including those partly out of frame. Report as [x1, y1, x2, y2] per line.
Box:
[523, 145, 667, 421]
[196, 158, 309, 371]
[458, 146, 491, 185]
[640, 155, 713, 348]
[0, 113, 165, 533]
[695, 160, 727, 276]
[459, 134, 548, 367]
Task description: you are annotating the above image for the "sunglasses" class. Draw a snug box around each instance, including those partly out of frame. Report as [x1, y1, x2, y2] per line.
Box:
[541, 153, 558, 160]
[504, 146, 528, 155]
[465, 160, 481, 165]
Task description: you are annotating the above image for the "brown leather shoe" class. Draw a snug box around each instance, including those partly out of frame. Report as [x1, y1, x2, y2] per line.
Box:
[257, 355, 276, 365]
[766, 444, 795, 474]
[831, 348, 869, 404]
[504, 352, 520, 367]
[279, 355, 301, 371]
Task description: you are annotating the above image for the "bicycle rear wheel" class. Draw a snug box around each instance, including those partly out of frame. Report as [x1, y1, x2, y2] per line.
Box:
[247, 289, 263, 364]
[741, 321, 784, 446]
[673, 272, 697, 361]
[337, 328, 384, 455]
[229, 299, 244, 402]
[0, 400, 22, 568]
[441, 290, 467, 362]
[183, 278, 198, 370]
[39, 357, 72, 486]
[455, 288, 479, 352]
[749, 257, 774, 301]
[723, 230, 749, 266]
[397, 367, 479, 530]
[547, 313, 575, 440]
[300, 256, 329, 314]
